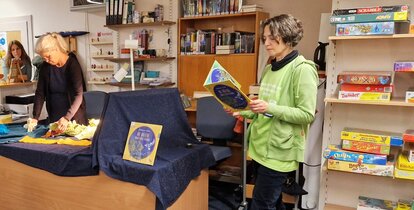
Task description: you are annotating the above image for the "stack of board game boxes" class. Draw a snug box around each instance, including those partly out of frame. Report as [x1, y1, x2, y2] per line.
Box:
[337, 71, 393, 101]
[330, 5, 410, 36]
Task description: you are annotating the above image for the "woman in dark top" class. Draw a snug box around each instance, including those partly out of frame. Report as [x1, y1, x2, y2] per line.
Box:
[27, 32, 87, 132]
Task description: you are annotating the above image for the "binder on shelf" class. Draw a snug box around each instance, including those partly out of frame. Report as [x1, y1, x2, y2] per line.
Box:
[117, 0, 123, 24]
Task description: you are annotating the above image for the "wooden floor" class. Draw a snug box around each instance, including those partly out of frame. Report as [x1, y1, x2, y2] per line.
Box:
[0, 156, 208, 210]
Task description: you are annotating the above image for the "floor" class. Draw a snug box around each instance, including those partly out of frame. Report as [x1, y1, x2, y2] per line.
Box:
[208, 180, 296, 210]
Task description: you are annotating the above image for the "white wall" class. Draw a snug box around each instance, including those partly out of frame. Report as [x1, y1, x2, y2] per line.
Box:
[246, 0, 332, 60]
[0, 0, 94, 84]
[0, 0, 331, 91]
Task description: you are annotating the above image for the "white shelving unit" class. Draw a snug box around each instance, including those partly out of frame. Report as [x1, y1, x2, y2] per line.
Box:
[319, 1, 414, 209]
[103, 0, 177, 91]
[87, 33, 118, 92]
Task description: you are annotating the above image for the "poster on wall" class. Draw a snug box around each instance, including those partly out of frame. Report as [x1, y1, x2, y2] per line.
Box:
[0, 32, 7, 59]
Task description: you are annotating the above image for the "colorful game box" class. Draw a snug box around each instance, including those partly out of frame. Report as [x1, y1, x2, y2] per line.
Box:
[340, 84, 393, 93]
[336, 22, 395, 36]
[342, 139, 390, 155]
[330, 11, 408, 24]
[394, 167, 414, 180]
[337, 71, 393, 85]
[332, 5, 409, 16]
[339, 91, 391, 101]
[341, 128, 403, 145]
[327, 159, 394, 177]
[324, 144, 388, 165]
[394, 61, 414, 72]
[397, 152, 414, 171]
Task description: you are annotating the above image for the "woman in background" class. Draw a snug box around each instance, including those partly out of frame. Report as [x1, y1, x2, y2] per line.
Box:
[27, 32, 87, 132]
[3, 40, 32, 82]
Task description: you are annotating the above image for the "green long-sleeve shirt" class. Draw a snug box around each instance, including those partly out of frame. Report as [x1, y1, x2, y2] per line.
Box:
[241, 55, 318, 172]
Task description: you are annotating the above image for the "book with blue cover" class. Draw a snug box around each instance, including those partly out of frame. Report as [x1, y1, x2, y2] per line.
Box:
[203, 60, 251, 111]
[122, 122, 162, 166]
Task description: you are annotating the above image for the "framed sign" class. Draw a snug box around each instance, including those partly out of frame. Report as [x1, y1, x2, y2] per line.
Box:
[70, 0, 105, 11]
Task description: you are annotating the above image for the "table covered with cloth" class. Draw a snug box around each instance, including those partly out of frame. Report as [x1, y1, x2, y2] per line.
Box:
[92, 88, 216, 210]
[0, 123, 98, 176]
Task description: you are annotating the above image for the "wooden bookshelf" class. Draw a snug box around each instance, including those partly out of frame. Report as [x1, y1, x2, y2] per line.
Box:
[325, 97, 414, 107]
[177, 11, 269, 97]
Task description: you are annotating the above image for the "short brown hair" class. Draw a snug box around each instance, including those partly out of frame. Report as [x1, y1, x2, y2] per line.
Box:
[261, 14, 304, 48]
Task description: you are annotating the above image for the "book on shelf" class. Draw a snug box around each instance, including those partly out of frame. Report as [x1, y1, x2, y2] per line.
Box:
[203, 60, 251, 111]
[182, 0, 242, 17]
[357, 196, 397, 210]
[394, 61, 414, 72]
[122, 122, 163, 166]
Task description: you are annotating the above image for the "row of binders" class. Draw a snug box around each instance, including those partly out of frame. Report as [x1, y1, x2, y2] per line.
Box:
[105, 0, 135, 25]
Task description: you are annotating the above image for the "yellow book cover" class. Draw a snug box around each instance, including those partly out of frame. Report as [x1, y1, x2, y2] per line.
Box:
[203, 60, 251, 111]
[394, 167, 414, 180]
[122, 122, 163, 166]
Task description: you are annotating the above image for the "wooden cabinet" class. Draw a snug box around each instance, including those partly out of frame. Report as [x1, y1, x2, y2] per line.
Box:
[319, 1, 414, 209]
[177, 12, 269, 96]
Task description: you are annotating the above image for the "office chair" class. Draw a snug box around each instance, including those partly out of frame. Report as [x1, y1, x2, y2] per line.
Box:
[83, 91, 108, 119]
[196, 96, 237, 209]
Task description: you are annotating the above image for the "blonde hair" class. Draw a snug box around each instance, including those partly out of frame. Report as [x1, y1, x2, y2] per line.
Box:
[35, 32, 69, 55]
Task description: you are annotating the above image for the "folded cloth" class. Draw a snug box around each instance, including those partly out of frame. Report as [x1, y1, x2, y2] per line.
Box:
[19, 136, 92, 146]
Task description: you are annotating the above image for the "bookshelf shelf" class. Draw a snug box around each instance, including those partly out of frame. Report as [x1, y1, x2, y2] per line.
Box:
[329, 34, 414, 41]
[91, 55, 114, 59]
[324, 204, 355, 210]
[90, 41, 113, 45]
[104, 20, 176, 29]
[87, 68, 114, 72]
[180, 12, 258, 20]
[105, 57, 175, 63]
[87, 81, 108, 85]
[325, 97, 414, 107]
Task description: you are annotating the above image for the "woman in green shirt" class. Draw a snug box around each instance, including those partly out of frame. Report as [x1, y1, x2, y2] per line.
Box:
[231, 14, 318, 210]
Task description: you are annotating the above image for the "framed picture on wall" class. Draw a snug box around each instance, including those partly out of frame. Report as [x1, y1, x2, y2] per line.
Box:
[70, 0, 105, 11]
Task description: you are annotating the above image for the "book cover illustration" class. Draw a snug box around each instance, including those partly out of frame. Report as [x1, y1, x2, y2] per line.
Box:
[203, 60, 251, 111]
[123, 122, 163, 166]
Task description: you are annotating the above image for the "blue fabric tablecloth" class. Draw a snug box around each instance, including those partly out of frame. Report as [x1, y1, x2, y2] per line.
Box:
[93, 88, 215, 210]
